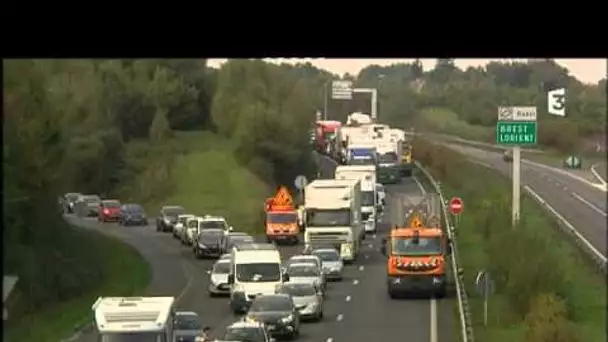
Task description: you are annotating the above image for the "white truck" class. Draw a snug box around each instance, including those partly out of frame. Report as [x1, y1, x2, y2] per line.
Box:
[346, 112, 373, 125]
[228, 243, 284, 314]
[92, 296, 176, 342]
[346, 141, 378, 168]
[375, 138, 403, 184]
[304, 179, 364, 263]
[334, 165, 378, 234]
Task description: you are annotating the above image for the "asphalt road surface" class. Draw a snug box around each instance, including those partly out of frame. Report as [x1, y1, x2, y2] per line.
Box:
[446, 144, 608, 258]
[67, 155, 455, 342]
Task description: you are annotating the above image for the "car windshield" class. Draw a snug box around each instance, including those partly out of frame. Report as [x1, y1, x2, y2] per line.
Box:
[162, 207, 185, 217]
[379, 152, 398, 163]
[103, 201, 120, 208]
[66, 193, 80, 201]
[288, 265, 320, 277]
[213, 261, 231, 274]
[267, 212, 297, 224]
[201, 220, 226, 229]
[313, 250, 341, 262]
[223, 327, 266, 342]
[199, 230, 222, 242]
[281, 283, 317, 296]
[306, 209, 350, 227]
[249, 296, 292, 312]
[178, 216, 191, 224]
[84, 197, 100, 204]
[174, 314, 201, 330]
[100, 332, 161, 342]
[236, 263, 281, 282]
[125, 205, 143, 213]
[391, 237, 442, 256]
[361, 191, 375, 206]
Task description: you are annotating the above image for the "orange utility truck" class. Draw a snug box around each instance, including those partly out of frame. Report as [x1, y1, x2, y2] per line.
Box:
[380, 210, 450, 298]
[264, 186, 300, 245]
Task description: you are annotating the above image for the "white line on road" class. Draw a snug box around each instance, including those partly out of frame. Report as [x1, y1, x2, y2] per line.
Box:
[571, 192, 607, 217]
[413, 176, 427, 195]
[525, 185, 606, 264]
[430, 298, 438, 342]
[352, 279, 359, 285]
[367, 243, 373, 248]
[358, 266, 364, 271]
[364, 254, 369, 259]
[336, 314, 343, 321]
[345, 296, 351, 302]
[326, 338, 334, 342]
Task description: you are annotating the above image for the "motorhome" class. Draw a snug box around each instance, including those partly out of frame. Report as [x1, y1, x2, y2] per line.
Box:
[334, 165, 378, 233]
[304, 179, 363, 263]
[92, 296, 176, 342]
[228, 243, 284, 314]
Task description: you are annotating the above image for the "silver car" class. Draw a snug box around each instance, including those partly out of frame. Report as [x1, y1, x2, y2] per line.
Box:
[312, 248, 344, 281]
[284, 263, 324, 295]
[173, 311, 203, 342]
[207, 259, 231, 296]
[277, 282, 324, 321]
[283, 255, 324, 289]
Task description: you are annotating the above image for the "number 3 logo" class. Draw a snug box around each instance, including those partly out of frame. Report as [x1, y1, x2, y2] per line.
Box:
[551, 93, 565, 110]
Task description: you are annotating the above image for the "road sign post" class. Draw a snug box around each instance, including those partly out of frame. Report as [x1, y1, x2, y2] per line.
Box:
[449, 197, 464, 231]
[496, 106, 538, 226]
[294, 175, 308, 205]
[475, 270, 494, 327]
[331, 80, 353, 100]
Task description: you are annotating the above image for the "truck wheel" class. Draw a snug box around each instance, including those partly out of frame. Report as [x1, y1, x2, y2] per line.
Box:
[388, 289, 398, 299]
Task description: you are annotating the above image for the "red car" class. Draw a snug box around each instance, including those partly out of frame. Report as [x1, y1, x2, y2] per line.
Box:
[98, 200, 122, 222]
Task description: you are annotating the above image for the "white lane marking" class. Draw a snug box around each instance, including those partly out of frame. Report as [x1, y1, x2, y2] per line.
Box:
[345, 296, 351, 302]
[336, 314, 343, 322]
[367, 243, 373, 248]
[364, 254, 369, 259]
[358, 266, 364, 271]
[372, 234, 377, 239]
[352, 279, 359, 285]
[571, 192, 607, 217]
[591, 163, 608, 186]
[430, 298, 438, 342]
[522, 159, 607, 192]
[413, 176, 427, 195]
[525, 185, 606, 263]
[176, 261, 196, 302]
[326, 338, 334, 342]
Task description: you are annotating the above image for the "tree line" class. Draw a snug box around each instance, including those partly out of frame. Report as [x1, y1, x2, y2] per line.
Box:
[327, 59, 606, 154]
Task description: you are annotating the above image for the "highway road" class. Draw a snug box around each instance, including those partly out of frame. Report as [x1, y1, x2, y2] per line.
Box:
[66, 156, 455, 342]
[446, 144, 608, 258]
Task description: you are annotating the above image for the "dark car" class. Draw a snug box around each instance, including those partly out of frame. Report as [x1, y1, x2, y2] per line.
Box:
[98, 200, 122, 223]
[245, 294, 300, 339]
[156, 205, 185, 232]
[173, 311, 204, 342]
[222, 232, 255, 253]
[119, 203, 148, 226]
[63, 192, 82, 214]
[193, 228, 225, 259]
[76, 195, 101, 217]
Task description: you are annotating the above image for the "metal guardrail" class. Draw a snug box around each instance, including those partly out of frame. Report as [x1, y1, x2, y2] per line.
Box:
[415, 161, 475, 342]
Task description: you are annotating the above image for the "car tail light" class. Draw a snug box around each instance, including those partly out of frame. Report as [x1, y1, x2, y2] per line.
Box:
[103, 209, 110, 215]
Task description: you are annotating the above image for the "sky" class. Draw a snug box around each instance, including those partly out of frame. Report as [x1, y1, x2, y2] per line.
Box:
[207, 58, 607, 85]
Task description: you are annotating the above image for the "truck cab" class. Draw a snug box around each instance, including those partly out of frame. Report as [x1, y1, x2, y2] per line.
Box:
[375, 139, 402, 184]
[315, 120, 342, 156]
[346, 143, 378, 172]
[304, 179, 364, 263]
[264, 186, 300, 245]
[381, 210, 450, 298]
[334, 165, 378, 234]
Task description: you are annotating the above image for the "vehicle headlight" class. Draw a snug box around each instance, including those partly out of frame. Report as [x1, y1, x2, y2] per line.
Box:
[198, 243, 206, 248]
[280, 314, 294, 323]
[69, 203, 74, 208]
[164, 218, 171, 223]
[307, 302, 318, 310]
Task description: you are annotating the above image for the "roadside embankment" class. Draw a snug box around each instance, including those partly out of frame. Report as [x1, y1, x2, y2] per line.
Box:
[412, 137, 607, 342]
[3, 225, 151, 342]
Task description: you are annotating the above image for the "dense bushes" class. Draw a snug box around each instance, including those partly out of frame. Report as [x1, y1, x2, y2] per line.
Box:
[412, 137, 605, 341]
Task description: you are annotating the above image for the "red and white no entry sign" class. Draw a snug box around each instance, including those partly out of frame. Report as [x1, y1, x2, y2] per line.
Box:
[449, 197, 464, 215]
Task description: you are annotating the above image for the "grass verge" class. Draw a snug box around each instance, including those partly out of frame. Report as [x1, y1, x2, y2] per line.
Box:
[418, 108, 493, 142]
[144, 130, 270, 235]
[3, 227, 150, 342]
[413, 138, 607, 342]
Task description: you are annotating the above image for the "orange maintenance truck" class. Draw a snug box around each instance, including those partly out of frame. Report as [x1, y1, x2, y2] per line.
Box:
[264, 186, 300, 245]
[381, 210, 450, 298]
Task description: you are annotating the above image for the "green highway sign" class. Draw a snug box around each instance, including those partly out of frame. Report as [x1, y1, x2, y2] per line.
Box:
[496, 121, 537, 145]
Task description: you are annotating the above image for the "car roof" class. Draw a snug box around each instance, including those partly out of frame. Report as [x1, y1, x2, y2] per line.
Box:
[313, 248, 339, 254]
[291, 255, 318, 259]
[202, 215, 226, 222]
[257, 293, 291, 300]
[228, 320, 265, 329]
[102, 199, 120, 203]
[288, 263, 318, 269]
[176, 311, 198, 317]
[201, 228, 224, 233]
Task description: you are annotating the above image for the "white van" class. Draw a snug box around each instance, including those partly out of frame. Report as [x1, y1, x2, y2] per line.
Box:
[228, 244, 286, 314]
